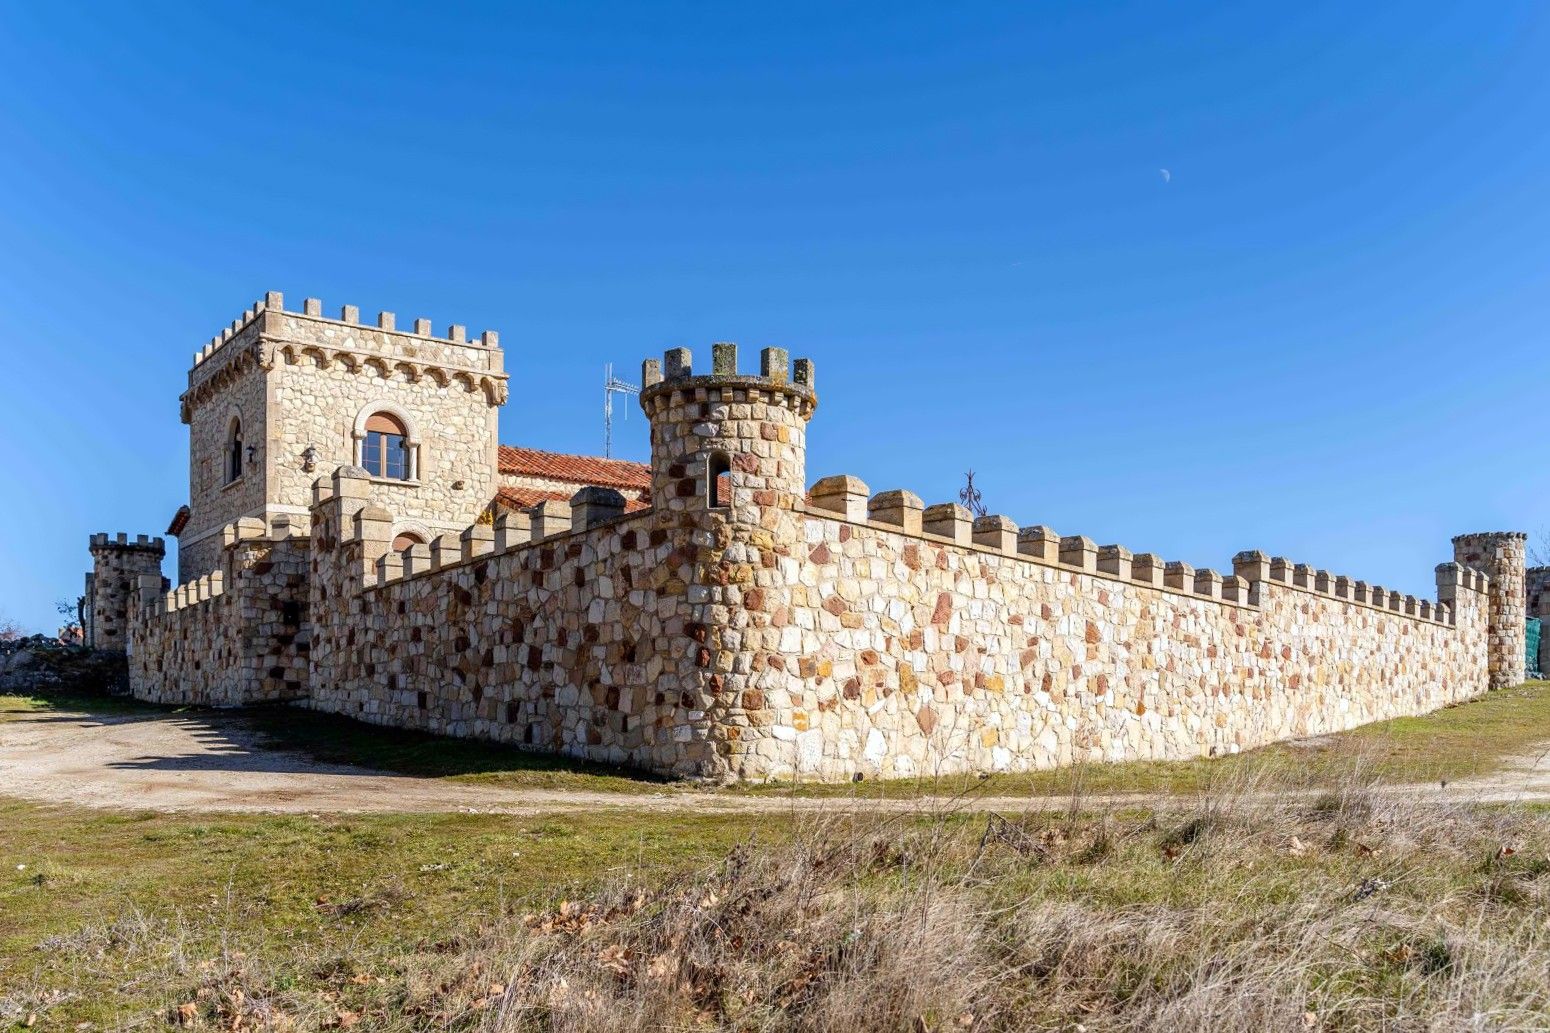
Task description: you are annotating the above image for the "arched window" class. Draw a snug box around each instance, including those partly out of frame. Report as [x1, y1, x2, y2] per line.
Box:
[226, 418, 243, 483]
[708, 451, 730, 509]
[362, 412, 412, 480]
[392, 531, 425, 552]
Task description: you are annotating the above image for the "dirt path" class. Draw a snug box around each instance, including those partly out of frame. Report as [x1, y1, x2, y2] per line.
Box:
[4, 706, 1550, 816]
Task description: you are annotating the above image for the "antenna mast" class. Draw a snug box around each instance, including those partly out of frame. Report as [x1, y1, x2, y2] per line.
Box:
[603, 363, 640, 458]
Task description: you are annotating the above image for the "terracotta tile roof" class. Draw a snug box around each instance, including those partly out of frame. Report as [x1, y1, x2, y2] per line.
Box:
[493, 486, 649, 514]
[497, 445, 650, 490]
[166, 505, 191, 536]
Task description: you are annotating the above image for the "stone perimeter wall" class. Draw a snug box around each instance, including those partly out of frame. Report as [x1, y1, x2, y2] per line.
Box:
[201, 462, 1493, 782]
[129, 525, 310, 707]
[705, 508, 1491, 781]
[98, 325, 1519, 783]
[302, 469, 715, 776]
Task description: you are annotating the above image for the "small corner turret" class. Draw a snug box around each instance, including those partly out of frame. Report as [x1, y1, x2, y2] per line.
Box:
[86, 533, 166, 651]
[638, 343, 816, 524]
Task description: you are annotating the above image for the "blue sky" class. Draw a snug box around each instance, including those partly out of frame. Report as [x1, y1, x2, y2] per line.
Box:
[2, 2, 1548, 632]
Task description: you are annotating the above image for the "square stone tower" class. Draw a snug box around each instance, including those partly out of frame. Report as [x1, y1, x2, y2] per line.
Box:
[174, 292, 508, 581]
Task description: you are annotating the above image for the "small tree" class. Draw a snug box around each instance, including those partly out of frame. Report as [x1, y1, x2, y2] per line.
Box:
[56, 597, 84, 643]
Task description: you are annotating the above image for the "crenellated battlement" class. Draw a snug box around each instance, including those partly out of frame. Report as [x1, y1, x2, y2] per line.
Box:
[347, 485, 648, 592]
[89, 532, 165, 555]
[179, 290, 508, 429]
[800, 473, 1463, 625]
[638, 343, 817, 418]
[191, 290, 502, 371]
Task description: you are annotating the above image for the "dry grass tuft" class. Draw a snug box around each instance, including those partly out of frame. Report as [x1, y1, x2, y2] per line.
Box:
[7, 774, 1550, 1031]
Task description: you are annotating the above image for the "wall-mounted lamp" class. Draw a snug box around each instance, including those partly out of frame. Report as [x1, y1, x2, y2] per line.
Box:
[301, 445, 318, 473]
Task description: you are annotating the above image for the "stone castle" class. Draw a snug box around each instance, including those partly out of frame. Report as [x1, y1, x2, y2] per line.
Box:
[83, 291, 1544, 781]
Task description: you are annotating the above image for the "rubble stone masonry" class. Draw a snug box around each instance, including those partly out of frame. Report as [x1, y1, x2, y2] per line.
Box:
[127, 521, 309, 706]
[89, 298, 1534, 782]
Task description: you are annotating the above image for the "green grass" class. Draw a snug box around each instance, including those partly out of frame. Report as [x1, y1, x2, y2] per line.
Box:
[0, 690, 160, 721]
[5, 687, 1550, 1028]
[237, 704, 679, 795]
[3, 791, 1548, 1029]
[0, 798, 778, 1028]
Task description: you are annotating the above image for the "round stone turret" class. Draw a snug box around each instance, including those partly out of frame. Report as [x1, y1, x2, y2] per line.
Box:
[638, 343, 817, 779]
[1453, 531, 1528, 689]
[639, 343, 816, 528]
[87, 532, 166, 652]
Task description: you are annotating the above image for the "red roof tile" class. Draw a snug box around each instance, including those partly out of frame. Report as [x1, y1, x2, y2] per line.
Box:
[492, 486, 649, 514]
[497, 445, 650, 490]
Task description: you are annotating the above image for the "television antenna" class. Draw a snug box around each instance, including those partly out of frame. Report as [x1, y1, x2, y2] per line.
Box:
[603, 363, 640, 458]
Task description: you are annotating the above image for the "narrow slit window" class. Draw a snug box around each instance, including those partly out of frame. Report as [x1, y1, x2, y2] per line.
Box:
[226, 419, 243, 483]
[708, 452, 731, 509]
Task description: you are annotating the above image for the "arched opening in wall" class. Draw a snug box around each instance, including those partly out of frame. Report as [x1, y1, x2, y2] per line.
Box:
[226, 417, 243, 483]
[708, 451, 731, 509]
[392, 532, 425, 553]
[362, 412, 414, 480]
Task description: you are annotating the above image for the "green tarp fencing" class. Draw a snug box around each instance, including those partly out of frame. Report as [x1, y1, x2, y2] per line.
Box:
[1528, 617, 1542, 680]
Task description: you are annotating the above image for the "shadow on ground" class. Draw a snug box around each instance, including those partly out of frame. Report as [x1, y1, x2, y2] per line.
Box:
[8, 691, 670, 788]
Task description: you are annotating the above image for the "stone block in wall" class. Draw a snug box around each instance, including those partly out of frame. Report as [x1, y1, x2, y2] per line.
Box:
[1193, 568, 1223, 600]
[571, 486, 627, 529]
[923, 503, 972, 545]
[760, 346, 789, 382]
[1221, 574, 1251, 604]
[972, 515, 1017, 552]
[532, 500, 573, 540]
[402, 543, 432, 577]
[461, 523, 495, 560]
[1232, 550, 1270, 583]
[1097, 544, 1132, 579]
[353, 506, 393, 551]
[429, 534, 460, 570]
[1017, 525, 1059, 562]
[869, 490, 924, 534]
[810, 475, 870, 522]
[1293, 563, 1315, 590]
[1132, 553, 1164, 587]
[496, 510, 532, 551]
[333, 464, 372, 501]
[1164, 561, 1195, 592]
[1059, 536, 1097, 572]
[1269, 557, 1293, 584]
[664, 347, 692, 381]
[223, 517, 267, 548]
[712, 341, 737, 374]
[377, 549, 404, 583]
